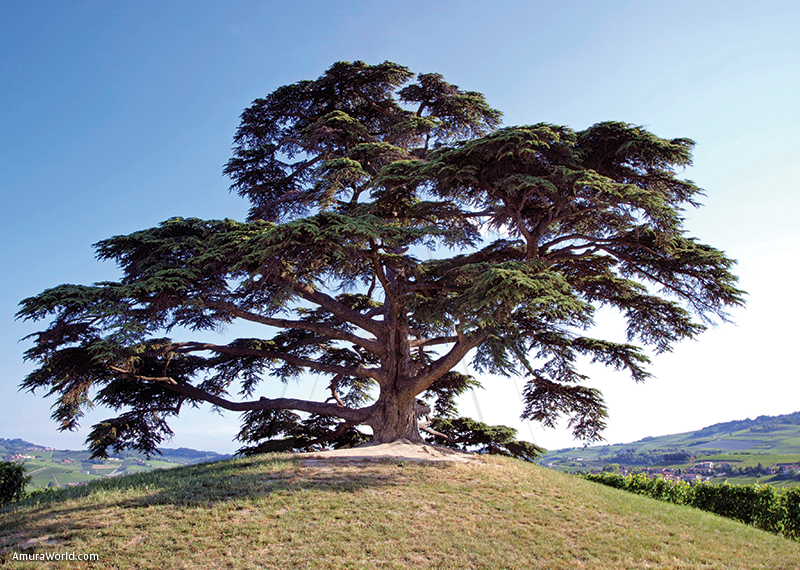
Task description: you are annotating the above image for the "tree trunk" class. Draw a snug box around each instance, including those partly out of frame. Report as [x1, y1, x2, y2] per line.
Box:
[367, 390, 425, 444]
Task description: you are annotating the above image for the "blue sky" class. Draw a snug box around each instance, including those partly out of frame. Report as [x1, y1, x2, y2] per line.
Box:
[2, 0, 798, 453]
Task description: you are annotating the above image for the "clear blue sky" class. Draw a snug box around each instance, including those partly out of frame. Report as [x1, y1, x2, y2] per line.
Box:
[2, 0, 798, 453]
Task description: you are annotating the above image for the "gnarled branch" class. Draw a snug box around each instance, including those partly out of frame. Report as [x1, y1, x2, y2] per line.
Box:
[108, 365, 372, 424]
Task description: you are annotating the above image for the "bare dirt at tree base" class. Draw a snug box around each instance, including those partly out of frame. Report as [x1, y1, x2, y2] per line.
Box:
[294, 440, 480, 466]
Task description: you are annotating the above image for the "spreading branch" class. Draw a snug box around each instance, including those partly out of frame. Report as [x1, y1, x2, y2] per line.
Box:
[108, 365, 371, 423]
[200, 299, 385, 355]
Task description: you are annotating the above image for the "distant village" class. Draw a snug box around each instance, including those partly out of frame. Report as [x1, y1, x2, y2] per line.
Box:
[2, 446, 147, 488]
[2, 447, 56, 462]
[1, 438, 228, 491]
[581, 460, 800, 484]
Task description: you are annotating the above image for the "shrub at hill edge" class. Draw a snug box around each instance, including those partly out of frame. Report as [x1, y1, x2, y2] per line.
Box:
[584, 472, 800, 540]
[0, 461, 30, 507]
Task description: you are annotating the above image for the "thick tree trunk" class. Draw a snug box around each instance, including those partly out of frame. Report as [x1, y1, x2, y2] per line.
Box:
[366, 391, 425, 444]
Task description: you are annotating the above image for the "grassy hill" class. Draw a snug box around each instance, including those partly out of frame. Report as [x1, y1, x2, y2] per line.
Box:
[2, 454, 799, 569]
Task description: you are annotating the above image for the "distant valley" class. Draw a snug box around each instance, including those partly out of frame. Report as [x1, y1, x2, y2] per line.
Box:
[541, 411, 800, 487]
[0, 438, 231, 490]
[6, 411, 800, 490]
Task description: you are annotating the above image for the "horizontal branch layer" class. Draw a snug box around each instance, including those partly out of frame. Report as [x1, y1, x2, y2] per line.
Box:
[201, 299, 385, 355]
[171, 341, 385, 382]
[108, 365, 373, 424]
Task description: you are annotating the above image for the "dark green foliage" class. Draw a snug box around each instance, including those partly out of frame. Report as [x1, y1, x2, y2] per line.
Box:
[663, 450, 693, 462]
[424, 417, 544, 461]
[421, 371, 482, 418]
[784, 488, 800, 539]
[584, 472, 800, 540]
[235, 410, 370, 456]
[603, 448, 667, 467]
[17, 61, 744, 458]
[691, 481, 784, 533]
[0, 461, 30, 507]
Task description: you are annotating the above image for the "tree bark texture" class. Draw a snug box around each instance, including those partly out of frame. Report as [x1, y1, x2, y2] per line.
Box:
[366, 390, 425, 444]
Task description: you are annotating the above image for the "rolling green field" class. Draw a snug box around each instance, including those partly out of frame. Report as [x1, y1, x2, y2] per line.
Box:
[1, 439, 231, 491]
[541, 411, 800, 487]
[2, 454, 799, 569]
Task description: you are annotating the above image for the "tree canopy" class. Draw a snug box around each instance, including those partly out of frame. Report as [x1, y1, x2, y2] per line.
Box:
[17, 61, 744, 459]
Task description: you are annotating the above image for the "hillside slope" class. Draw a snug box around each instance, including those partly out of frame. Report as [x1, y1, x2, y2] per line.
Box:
[2, 454, 799, 569]
[542, 411, 800, 484]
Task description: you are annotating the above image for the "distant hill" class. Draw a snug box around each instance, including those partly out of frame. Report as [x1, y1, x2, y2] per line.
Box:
[541, 411, 800, 487]
[0, 438, 231, 460]
[687, 412, 800, 440]
[0, 438, 232, 490]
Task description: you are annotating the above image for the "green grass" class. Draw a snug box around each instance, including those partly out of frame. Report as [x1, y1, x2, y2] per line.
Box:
[17, 453, 188, 492]
[542, 413, 800, 475]
[2, 454, 799, 569]
[705, 475, 800, 489]
[27, 468, 105, 489]
[697, 453, 800, 468]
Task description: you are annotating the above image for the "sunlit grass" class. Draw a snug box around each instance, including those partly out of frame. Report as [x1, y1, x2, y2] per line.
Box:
[2, 454, 799, 569]
[697, 453, 800, 467]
